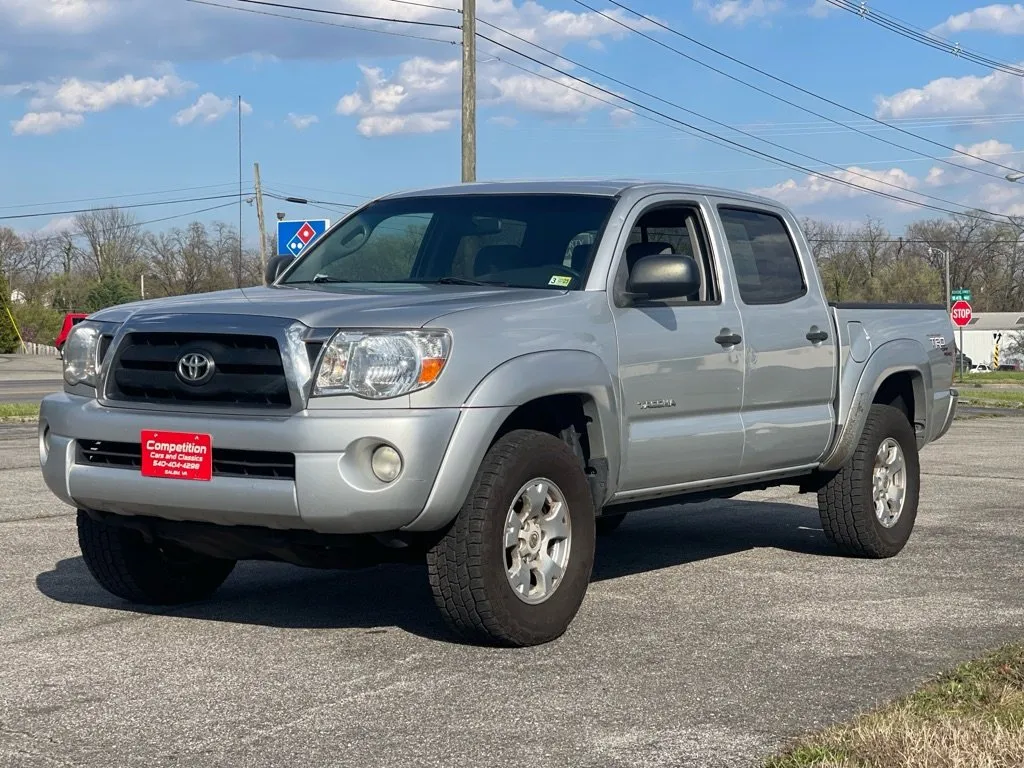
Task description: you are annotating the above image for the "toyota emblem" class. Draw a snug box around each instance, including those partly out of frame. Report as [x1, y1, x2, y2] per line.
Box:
[176, 351, 215, 385]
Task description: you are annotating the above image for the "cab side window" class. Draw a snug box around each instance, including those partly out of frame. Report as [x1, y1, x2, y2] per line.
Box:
[719, 207, 806, 305]
[622, 205, 718, 303]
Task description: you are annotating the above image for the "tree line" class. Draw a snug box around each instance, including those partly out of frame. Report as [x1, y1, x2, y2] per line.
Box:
[1, 206, 1024, 353]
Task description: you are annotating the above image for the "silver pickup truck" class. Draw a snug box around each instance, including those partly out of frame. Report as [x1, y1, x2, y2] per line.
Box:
[39, 181, 958, 646]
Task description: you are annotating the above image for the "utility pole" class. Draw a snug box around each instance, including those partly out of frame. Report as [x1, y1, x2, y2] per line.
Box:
[253, 162, 268, 279]
[461, 0, 476, 183]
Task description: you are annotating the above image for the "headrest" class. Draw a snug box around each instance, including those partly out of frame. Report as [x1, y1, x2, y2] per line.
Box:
[570, 243, 592, 272]
[626, 241, 674, 271]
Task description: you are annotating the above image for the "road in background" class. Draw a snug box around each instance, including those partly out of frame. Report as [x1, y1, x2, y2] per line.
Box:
[1, 417, 1022, 767]
[0, 355, 63, 404]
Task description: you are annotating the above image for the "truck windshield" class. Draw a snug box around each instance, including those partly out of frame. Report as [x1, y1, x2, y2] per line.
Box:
[280, 194, 615, 290]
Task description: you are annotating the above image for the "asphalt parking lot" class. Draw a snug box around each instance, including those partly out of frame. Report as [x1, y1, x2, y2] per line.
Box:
[1, 416, 1022, 768]
[0, 355, 62, 404]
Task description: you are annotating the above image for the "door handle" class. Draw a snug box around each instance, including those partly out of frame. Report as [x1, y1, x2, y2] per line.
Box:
[715, 331, 742, 347]
[806, 328, 829, 343]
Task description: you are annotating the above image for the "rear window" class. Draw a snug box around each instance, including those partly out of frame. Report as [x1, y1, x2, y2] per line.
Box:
[719, 207, 806, 305]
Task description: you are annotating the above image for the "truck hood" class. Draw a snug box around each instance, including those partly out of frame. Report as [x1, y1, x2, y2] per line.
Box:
[89, 283, 565, 329]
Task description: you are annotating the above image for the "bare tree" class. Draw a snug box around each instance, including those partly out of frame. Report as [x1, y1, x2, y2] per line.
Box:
[74, 207, 147, 278]
[0, 227, 22, 284]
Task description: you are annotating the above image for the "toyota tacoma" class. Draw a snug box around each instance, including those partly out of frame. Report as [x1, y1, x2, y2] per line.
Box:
[39, 181, 958, 646]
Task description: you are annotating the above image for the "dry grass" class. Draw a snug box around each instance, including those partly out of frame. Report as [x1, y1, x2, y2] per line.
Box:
[766, 645, 1024, 768]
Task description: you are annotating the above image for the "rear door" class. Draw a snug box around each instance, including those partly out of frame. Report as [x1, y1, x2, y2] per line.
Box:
[712, 202, 836, 473]
[610, 195, 746, 493]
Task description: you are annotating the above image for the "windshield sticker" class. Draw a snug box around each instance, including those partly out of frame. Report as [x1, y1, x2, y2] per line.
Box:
[548, 275, 573, 287]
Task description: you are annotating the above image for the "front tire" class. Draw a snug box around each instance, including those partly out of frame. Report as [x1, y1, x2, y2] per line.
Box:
[426, 430, 596, 646]
[77, 511, 236, 605]
[817, 404, 920, 558]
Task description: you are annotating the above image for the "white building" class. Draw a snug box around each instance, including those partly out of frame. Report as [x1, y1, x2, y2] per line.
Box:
[955, 311, 1024, 369]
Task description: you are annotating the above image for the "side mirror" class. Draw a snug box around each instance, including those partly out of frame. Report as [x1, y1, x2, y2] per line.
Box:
[626, 255, 701, 301]
[265, 254, 294, 285]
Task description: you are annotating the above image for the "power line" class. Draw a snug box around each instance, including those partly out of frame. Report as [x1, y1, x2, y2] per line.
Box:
[384, 0, 460, 11]
[0, 182, 243, 213]
[136, 201, 243, 228]
[186, 0, 459, 44]
[219, 0, 460, 29]
[825, 0, 1024, 78]
[479, 36, 1010, 224]
[264, 190, 358, 209]
[580, 0, 1023, 177]
[0, 193, 248, 222]
[475, 26, 1012, 221]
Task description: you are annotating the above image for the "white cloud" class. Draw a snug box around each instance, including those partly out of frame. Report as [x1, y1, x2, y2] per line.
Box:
[29, 73, 192, 113]
[36, 215, 77, 235]
[1, 0, 111, 28]
[336, 56, 617, 137]
[5, 72, 193, 134]
[287, 112, 318, 130]
[978, 181, 1024, 216]
[0, 0, 651, 84]
[174, 93, 251, 125]
[926, 167, 945, 186]
[694, 0, 783, 25]
[10, 110, 83, 135]
[753, 166, 921, 207]
[954, 139, 1016, 166]
[932, 3, 1024, 35]
[875, 66, 1024, 119]
[489, 115, 518, 128]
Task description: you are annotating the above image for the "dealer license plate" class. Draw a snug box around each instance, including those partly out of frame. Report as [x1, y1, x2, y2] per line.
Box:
[140, 430, 213, 481]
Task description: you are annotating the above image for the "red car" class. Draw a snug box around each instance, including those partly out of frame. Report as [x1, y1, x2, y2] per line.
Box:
[54, 313, 88, 357]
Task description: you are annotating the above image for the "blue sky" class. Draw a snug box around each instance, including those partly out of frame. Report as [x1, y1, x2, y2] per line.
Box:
[2, 0, 1024, 242]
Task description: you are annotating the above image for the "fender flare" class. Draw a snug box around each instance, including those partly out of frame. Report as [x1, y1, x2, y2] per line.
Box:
[401, 350, 621, 532]
[819, 339, 932, 471]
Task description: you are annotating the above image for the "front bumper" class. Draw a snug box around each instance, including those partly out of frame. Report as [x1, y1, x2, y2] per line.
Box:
[39, 394, 471, 534]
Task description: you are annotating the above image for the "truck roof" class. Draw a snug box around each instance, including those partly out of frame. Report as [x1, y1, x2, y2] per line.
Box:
[380, 179, 781, 208]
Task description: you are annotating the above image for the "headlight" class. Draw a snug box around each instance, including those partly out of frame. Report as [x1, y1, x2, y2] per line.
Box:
[313, 330, 451, 399]
[62, 322, 103, 387]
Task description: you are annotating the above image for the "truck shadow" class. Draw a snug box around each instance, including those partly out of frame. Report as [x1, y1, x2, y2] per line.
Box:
[35, 498, 835, 643]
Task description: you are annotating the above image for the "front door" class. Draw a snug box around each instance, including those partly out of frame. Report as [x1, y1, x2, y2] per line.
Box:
[714, 203, 836, 473]
[611, 198, 746, 494]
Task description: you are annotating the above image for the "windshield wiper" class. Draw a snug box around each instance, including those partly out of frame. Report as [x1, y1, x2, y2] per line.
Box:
[288, 275, 352, 284]
[430, 276, 509, 287]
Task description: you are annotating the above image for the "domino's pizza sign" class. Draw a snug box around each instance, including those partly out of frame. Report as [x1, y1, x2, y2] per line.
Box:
[277, 219, 330, 257]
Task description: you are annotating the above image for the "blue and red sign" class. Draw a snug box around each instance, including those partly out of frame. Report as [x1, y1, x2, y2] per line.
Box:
[277, 219, 329, 257]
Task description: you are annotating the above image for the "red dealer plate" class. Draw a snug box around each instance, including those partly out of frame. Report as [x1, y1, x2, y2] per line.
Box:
[141, 430, 213, 481]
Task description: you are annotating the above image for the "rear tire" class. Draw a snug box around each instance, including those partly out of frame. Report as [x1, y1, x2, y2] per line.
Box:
[817, 404, 920, 558]
[77, 511, 236, 605]
[426, 429, 596, 647]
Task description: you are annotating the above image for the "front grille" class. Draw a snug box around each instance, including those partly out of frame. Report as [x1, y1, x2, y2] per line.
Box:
[107, 332, 291, 409]
[76, 440, 296, 480]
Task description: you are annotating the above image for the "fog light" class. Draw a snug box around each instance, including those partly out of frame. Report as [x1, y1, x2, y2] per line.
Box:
[370, 445, 402, 483]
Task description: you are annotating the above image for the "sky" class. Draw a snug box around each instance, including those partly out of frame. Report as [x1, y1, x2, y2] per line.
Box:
[2, 0, 1024, 244]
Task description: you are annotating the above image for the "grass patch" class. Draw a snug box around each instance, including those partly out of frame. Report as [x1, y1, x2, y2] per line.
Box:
[0, 402, 40, 421]
[959, 390, 1024, 409]
[766, 645, 1024, 768]
[957, 372, 1024, 385]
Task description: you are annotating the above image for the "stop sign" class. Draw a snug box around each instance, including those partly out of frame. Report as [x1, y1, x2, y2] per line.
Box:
[951, 299, 972, 327]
